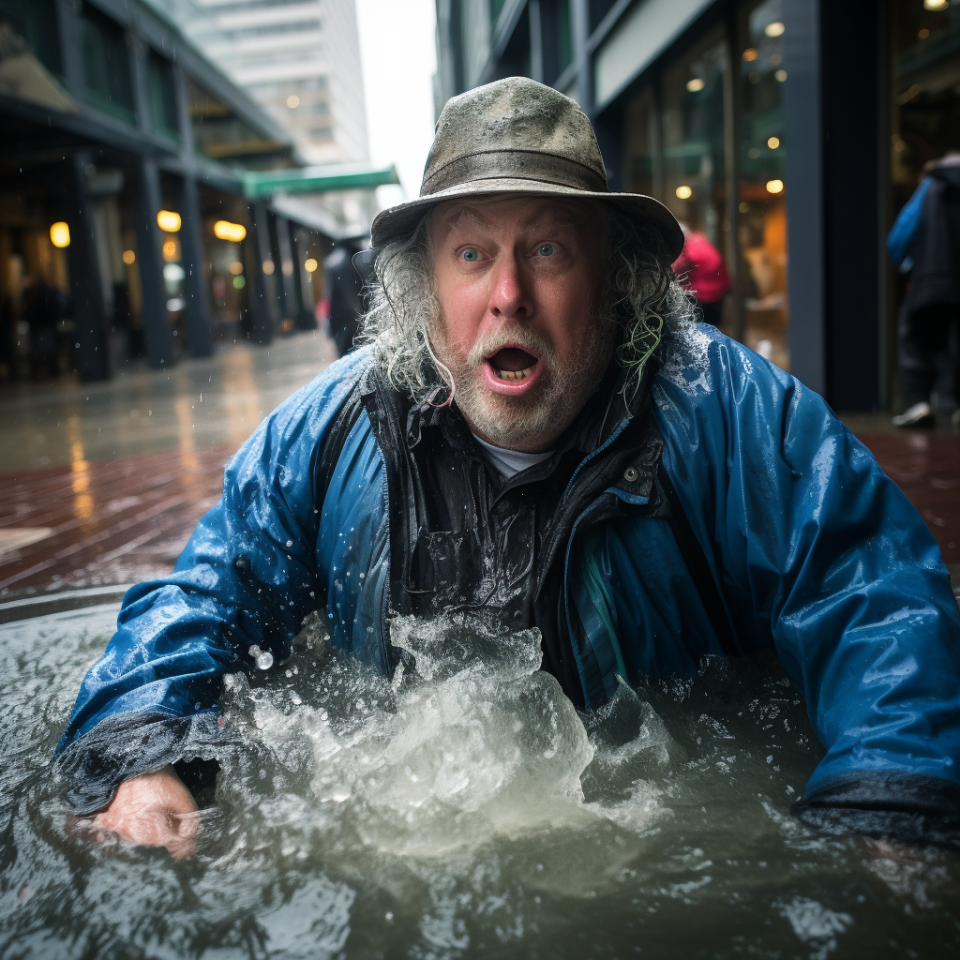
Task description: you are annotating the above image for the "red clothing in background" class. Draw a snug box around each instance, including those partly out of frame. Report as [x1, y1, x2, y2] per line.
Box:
[672, 231, 730, 303]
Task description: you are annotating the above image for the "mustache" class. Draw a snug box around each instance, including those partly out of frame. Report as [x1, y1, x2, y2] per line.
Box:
[464, 326, 558, 368]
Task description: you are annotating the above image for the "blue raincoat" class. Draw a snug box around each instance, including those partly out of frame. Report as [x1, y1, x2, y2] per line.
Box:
[59, 324, 960, 842]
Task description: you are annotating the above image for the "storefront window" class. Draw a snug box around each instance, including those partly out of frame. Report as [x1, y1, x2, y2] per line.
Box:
[661, 28, 729, 259]
[623, 84, 659, 200]
[737, 0, 788, 368]
[889, 1, 960, 211]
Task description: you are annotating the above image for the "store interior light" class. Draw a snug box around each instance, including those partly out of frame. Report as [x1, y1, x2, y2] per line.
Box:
[163, 239, 178, 259]
[686, 78, 705, 92]
[229, 260, 244, 275]
[287, 95, 300, 108]
[214, 220, 247, 242]
[742, 48, 758, 61]
[304, 258, 318, 273]
[676, 185, 693, 200]
[775, 70, 787, 82]
[262, 259, 275, 275]
[767, 136, 780, 149]
[122, 249, 136, 264]
[924, 0, 948, 11]
[764, 21, 785, 37]
[157, 210, 181, 232]
[766, 179, 784, 194]
[49, 222, 70, 248]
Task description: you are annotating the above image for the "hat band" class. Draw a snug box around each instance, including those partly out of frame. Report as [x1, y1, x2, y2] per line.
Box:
[421, 149, 608, 197]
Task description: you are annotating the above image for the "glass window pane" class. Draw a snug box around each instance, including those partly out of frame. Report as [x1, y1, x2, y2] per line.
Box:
[148, 51, 180, 142]
[80, 4, 135, 125]
[623, 84, 659, 200]
[737, 0, 788, 369]
[661, 26, 731, 329]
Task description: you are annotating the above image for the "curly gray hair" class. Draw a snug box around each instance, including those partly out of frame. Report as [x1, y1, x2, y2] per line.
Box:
[359, 203, 695, 407]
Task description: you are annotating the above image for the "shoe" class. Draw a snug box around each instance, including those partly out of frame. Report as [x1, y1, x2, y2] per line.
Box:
[892, 401, 935, 428]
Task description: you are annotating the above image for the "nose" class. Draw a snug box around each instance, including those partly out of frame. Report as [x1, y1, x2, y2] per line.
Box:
[489, 252, 533, 321]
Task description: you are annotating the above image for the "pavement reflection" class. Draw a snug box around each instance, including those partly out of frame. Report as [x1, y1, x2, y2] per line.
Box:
[0, 332, 336, 595]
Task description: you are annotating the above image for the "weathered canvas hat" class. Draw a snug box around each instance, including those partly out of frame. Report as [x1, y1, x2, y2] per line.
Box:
[371, 76, 683, 261]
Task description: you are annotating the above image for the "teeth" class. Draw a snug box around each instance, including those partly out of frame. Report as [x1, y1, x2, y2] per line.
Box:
[496, 366, 533, 381]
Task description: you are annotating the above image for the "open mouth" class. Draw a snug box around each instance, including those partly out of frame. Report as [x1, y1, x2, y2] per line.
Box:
[486, 347, 539, 382]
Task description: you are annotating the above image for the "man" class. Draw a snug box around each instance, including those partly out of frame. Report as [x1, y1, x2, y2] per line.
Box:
[60, 78, 960, 857]
[887, 152, 960, 429]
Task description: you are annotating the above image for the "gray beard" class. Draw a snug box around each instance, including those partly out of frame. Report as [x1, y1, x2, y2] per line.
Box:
[434, 319, 616, 452]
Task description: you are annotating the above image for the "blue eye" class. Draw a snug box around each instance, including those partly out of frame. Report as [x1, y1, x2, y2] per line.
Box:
[461, 248, 480, 262]
[538, 243, 556, 257]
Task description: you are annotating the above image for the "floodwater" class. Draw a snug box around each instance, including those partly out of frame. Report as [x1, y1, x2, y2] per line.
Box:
[1, 600, 958, 959]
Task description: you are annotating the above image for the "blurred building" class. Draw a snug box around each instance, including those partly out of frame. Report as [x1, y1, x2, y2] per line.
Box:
[154, 0, 376, 233]
[0, 0, 395, 383]
[435, 0, 960, 412]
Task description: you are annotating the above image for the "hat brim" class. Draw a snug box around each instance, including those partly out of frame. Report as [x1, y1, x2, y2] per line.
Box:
[371, 178, 684, 262]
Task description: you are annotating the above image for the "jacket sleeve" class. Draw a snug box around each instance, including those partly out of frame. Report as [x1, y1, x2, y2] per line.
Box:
[887, 178, 929, 269]
[654, 325, 960, 848]
[56, 350, 370, 813]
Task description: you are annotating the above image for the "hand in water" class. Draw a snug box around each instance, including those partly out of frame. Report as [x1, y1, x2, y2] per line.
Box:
[90, 766, 199, 859]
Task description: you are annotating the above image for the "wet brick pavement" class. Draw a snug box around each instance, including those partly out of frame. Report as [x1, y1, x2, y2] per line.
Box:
[1, 336, 958, 598]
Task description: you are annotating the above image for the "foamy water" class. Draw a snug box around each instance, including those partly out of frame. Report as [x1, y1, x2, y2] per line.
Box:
[1, 601, 957, 959]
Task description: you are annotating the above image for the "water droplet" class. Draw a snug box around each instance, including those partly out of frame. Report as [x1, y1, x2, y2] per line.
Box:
[256, 651, 274, 670]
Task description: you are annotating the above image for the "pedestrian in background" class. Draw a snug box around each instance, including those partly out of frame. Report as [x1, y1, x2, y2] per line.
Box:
[672, 222, 730, 328]
[888, 152, 960, 429]
[321, 238, 375, 358]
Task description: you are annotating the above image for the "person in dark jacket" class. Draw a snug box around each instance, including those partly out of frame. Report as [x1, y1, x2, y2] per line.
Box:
[888, 153, 960, 428]
[59, 79, 960, 859]
[322, 238, 375, 358]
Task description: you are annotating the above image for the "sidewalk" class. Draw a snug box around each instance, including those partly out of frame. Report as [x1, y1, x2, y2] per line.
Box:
[1, 339, 958, 597]
[0, 331, 337, 595]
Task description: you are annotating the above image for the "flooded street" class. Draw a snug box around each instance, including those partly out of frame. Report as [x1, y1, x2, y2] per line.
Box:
[1, 599, 958, 959]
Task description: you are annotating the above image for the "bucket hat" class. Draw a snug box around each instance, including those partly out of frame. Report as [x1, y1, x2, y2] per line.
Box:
[371, 76, 683, 261]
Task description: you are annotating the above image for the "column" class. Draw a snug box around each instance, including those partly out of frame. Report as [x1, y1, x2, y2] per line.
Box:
[820, 0, 882, 410]
[64, 154, 109, 382]
[571, 0, 591, 112]
[132, 157, 176, 369]
[176, 175, 213, 358]
[782, 0, 825, 397]
[248, 201, 278, 345]
[289, 224, 317, 330]
[274, 215, 300, 328]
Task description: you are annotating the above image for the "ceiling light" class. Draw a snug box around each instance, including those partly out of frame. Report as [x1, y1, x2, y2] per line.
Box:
[214, 220, 247, 242]
[676, 185, 693, 200]
[686, 78, 705, 92]
[49, 222, 71, 248]
[766, 179, 784, 194]
[156, 210, 181, 232]
[765, 21, 785, 37]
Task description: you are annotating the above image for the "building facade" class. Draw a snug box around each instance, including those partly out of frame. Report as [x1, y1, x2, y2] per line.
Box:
[435, 0, 960, 413]
[181, 0, 368, 165]
[0, 0, 392, 384]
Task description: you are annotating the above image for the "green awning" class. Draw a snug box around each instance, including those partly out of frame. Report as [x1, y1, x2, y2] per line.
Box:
[242, 163, 399, 198]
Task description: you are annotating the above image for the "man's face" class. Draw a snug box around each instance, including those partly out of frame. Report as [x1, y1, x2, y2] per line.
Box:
[427, 196, 614, 453]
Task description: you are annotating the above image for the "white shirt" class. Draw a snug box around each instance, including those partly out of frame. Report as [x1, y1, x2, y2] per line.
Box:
[471, 432, 555, 478]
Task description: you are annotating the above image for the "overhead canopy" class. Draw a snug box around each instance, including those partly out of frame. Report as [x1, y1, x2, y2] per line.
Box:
[242, 162, 400, 199]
